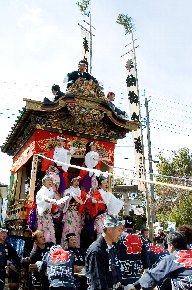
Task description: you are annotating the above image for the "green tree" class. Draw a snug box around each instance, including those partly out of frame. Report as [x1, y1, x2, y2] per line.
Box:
[155, 148, 192, 225]
[76, 0, 91, 16]
[116, 14, 135, 34]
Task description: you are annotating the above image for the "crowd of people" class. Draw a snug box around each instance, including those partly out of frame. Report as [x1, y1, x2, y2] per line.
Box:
[1, 219, 192, 290]
[1, 133, 192, 289]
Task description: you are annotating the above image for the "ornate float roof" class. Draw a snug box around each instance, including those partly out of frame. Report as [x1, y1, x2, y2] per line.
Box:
[2, 79, 139, 156]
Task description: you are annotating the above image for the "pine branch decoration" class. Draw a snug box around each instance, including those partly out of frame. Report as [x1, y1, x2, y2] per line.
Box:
[117, 14, 135, 34]
[76, 0, 91, 16]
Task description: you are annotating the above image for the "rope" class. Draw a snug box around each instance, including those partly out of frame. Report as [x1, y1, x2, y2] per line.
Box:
[35, 154, 192, 191]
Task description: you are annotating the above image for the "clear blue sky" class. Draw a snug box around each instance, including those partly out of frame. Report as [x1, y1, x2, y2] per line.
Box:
[1, 0, 192, 184]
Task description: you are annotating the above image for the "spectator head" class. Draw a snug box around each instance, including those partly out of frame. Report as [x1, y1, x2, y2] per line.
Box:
[124, 215, 134, 229]
[107, 92, 115, 102]
[32, 230, 46, 246]
[158, 228, 163, 234]
[65, 233, 77, 248]
[141, 228, 149, 239]
[0, 227, 8, 243]
[52, 84, 60, 95]
[177, 224, 192, 245]
[103, 215, 125, 243]
[70, 176, 80, 188]
[167, 231, 187, 253]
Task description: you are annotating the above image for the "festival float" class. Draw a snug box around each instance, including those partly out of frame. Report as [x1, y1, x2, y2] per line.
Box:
[1, 6, 147, 289]
[1, 77, 138, 242]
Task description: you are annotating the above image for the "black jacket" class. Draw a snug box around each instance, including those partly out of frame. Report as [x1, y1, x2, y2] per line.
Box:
[68, 247, 86, 266]
[0, 241, 21, 269]
[85, 235, 122, 290]
[40, 245, 75, 288]
[30, 242, 54, 263]
[117, 232, 149, 285]
[53, 91, 65, 102]
[0, 241, 21, 287]
[134, 250, 192, 290]
[67, 71, 98, 87]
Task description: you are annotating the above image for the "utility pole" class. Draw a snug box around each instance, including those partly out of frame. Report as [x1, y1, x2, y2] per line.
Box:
[145, 97, 155, 241]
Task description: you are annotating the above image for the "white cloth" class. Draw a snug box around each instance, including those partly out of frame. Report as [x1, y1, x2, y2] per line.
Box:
[36, 185, 55, 216]
[124, 284, 135, 290]
[62, 186, 82, 213]
[56, 196, 70, 205]
[53, 146, 73, 172]
[65, 186, 81, 198]
[63, 75, 69, 83]
[85, 151, 100, 177]
[99, 188, 124, 216]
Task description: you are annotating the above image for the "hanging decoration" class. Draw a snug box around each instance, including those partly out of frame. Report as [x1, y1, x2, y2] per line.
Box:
[76, 0, 91, 71]
[81, 27, 90, 72]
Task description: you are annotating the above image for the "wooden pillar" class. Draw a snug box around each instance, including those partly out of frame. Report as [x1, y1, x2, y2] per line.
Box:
[108, 166, 113, 192]
[15, 169, 22, 201]
[123, 192, 130, 215]
[20, 167, 27, 199]
[29, 155, 39, 201]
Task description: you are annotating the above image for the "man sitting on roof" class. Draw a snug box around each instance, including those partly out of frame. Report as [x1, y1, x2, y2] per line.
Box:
[52, 84, 65, 102]
[43, 84, 65, 105]
[106, 92, 128, 119]
[63, 60, 98, 88]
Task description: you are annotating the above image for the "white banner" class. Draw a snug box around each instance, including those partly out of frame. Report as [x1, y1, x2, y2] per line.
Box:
[125, 53, 146, 192]
[81, 28, 90, 72]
